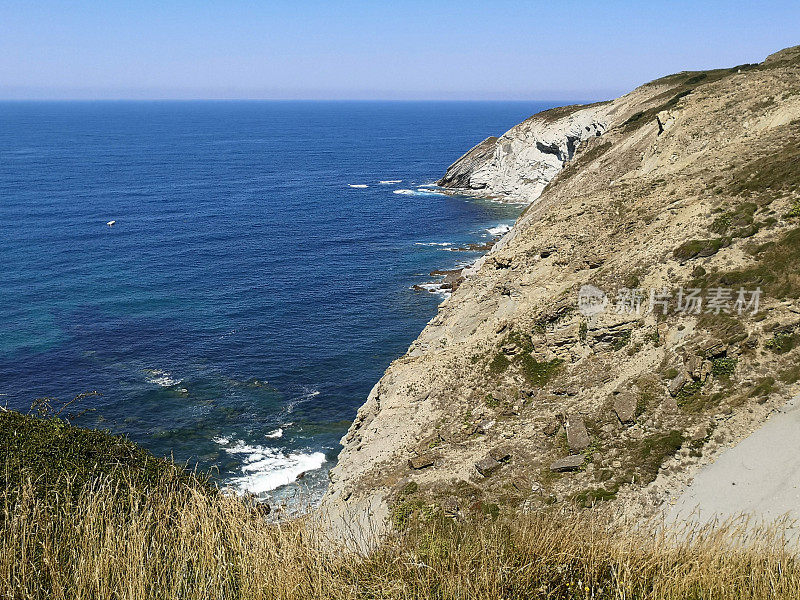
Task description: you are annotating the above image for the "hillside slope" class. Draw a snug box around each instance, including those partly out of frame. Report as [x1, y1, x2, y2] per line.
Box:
[325, 46, 800, 524]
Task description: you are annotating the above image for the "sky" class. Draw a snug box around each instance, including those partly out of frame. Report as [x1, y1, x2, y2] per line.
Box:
[1, 1, 798, 101]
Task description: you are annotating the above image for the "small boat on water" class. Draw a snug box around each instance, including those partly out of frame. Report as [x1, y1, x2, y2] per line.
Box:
[106, 220, 116, 227]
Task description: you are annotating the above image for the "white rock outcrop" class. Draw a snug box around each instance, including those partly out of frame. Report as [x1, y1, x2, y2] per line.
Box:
[438, 103, 611, 203]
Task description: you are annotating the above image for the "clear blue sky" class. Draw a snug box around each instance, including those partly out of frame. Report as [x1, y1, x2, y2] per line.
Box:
[1, 0, 798, 100]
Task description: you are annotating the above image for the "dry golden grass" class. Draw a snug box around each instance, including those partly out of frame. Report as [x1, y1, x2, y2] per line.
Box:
[2, 469, 799, 600]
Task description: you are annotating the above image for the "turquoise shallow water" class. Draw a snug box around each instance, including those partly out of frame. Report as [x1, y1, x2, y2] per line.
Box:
[0, 100, 559, 502]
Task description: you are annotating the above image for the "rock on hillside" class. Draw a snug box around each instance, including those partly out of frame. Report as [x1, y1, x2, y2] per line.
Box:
[325, 46, 800, 525]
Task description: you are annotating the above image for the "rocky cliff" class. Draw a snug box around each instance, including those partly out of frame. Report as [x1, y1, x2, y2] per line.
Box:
[437, 103, 609, 202]
[325, 46, 800, 525]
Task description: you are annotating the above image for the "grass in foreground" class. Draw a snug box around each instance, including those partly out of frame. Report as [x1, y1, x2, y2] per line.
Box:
[3, 468, 800, 600]
[2, 410, 799, 599]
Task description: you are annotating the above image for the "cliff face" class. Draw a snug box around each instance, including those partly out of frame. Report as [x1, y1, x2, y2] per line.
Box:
[437, 103, 610, 202]
[326, 46, 800, 523]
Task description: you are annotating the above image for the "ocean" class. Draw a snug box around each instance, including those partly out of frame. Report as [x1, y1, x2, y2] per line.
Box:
[0, 100, 558, 504]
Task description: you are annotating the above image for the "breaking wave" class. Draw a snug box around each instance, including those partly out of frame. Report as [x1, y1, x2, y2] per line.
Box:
[215, 438, 326, 495]
[144, 369, 181, 387]
[487, 223, 513, 236]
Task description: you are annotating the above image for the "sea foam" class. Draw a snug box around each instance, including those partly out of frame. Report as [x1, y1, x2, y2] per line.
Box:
[412, 282, 452, 300]
[393, 188, 444, 196]
[144, 369, 180, 387]
[216, 438, 326, 495]
[487, 223, 513, 236]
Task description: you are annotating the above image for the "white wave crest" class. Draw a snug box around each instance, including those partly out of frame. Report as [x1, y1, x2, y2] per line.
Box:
[265, 428, 284, 439]
[412, 282, 452, 300]
[487, 223, 512, 236]
[218, 439, 326, 495]
[144, 369, 180, 387]
[394, 188, 443, 196]
[414, 242, 452, 247]
[348, 184, 368, 188]
[378, 180, 402, 184]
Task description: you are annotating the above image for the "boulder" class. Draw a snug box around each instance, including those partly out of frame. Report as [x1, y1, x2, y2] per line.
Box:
[687, 355, 702, 380]
[546, 323, 581, 349]
[412, 391, 430, 403]
[566, 416, 590, 450]
[550, 455, 585, 472]
[542, 420, 560, 436]
[408, 454, 435, 470]
[700, 360, 713, 382]
[442, 497, 459, 518]
[492, 256, 512, 269]
[668, 372, 688, 396]
[489, 446, 512, 462]
[475, 456, 502, 477]
[701, 341, 729, 358]
[476, 419, 496, 434]
[613, 392, 638, 424]
[587, 320, 635, 351]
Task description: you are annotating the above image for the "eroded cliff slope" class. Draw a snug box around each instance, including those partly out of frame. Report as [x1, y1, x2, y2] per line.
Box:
[327, 46, 800, 523]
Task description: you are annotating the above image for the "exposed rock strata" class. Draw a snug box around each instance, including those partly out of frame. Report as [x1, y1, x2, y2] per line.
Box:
[438, 103, 610, 203]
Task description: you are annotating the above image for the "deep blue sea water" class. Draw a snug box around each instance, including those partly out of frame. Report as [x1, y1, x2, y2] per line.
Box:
[0, 100, 557, 503]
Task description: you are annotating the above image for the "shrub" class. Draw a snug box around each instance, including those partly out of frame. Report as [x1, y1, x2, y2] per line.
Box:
[488, 352, 511, 374]
[765, 331, 797, 354]
[519, 355, 563, 387]
[637, 430, 685, 484]
[726, 129, 800, 198]
[716, 228, 800, 298]
[571, 485, 619, 508]
[750, 376, 777, 398]
[712, 357, 738, 376]
[673, 238, 727, 261]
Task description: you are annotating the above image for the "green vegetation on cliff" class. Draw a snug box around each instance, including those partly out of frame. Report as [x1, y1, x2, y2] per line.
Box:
[0, 407, 211, 505]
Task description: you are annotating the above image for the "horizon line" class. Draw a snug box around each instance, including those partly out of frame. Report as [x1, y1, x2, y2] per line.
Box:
[0, 97, 599, 103]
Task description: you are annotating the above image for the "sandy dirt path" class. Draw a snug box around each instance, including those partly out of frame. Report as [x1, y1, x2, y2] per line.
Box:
[665, 395, 800, 534]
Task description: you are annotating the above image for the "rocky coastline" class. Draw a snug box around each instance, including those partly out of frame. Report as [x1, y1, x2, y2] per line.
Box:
[324, 45, 800, 530]
[411, 233, 508, 298]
